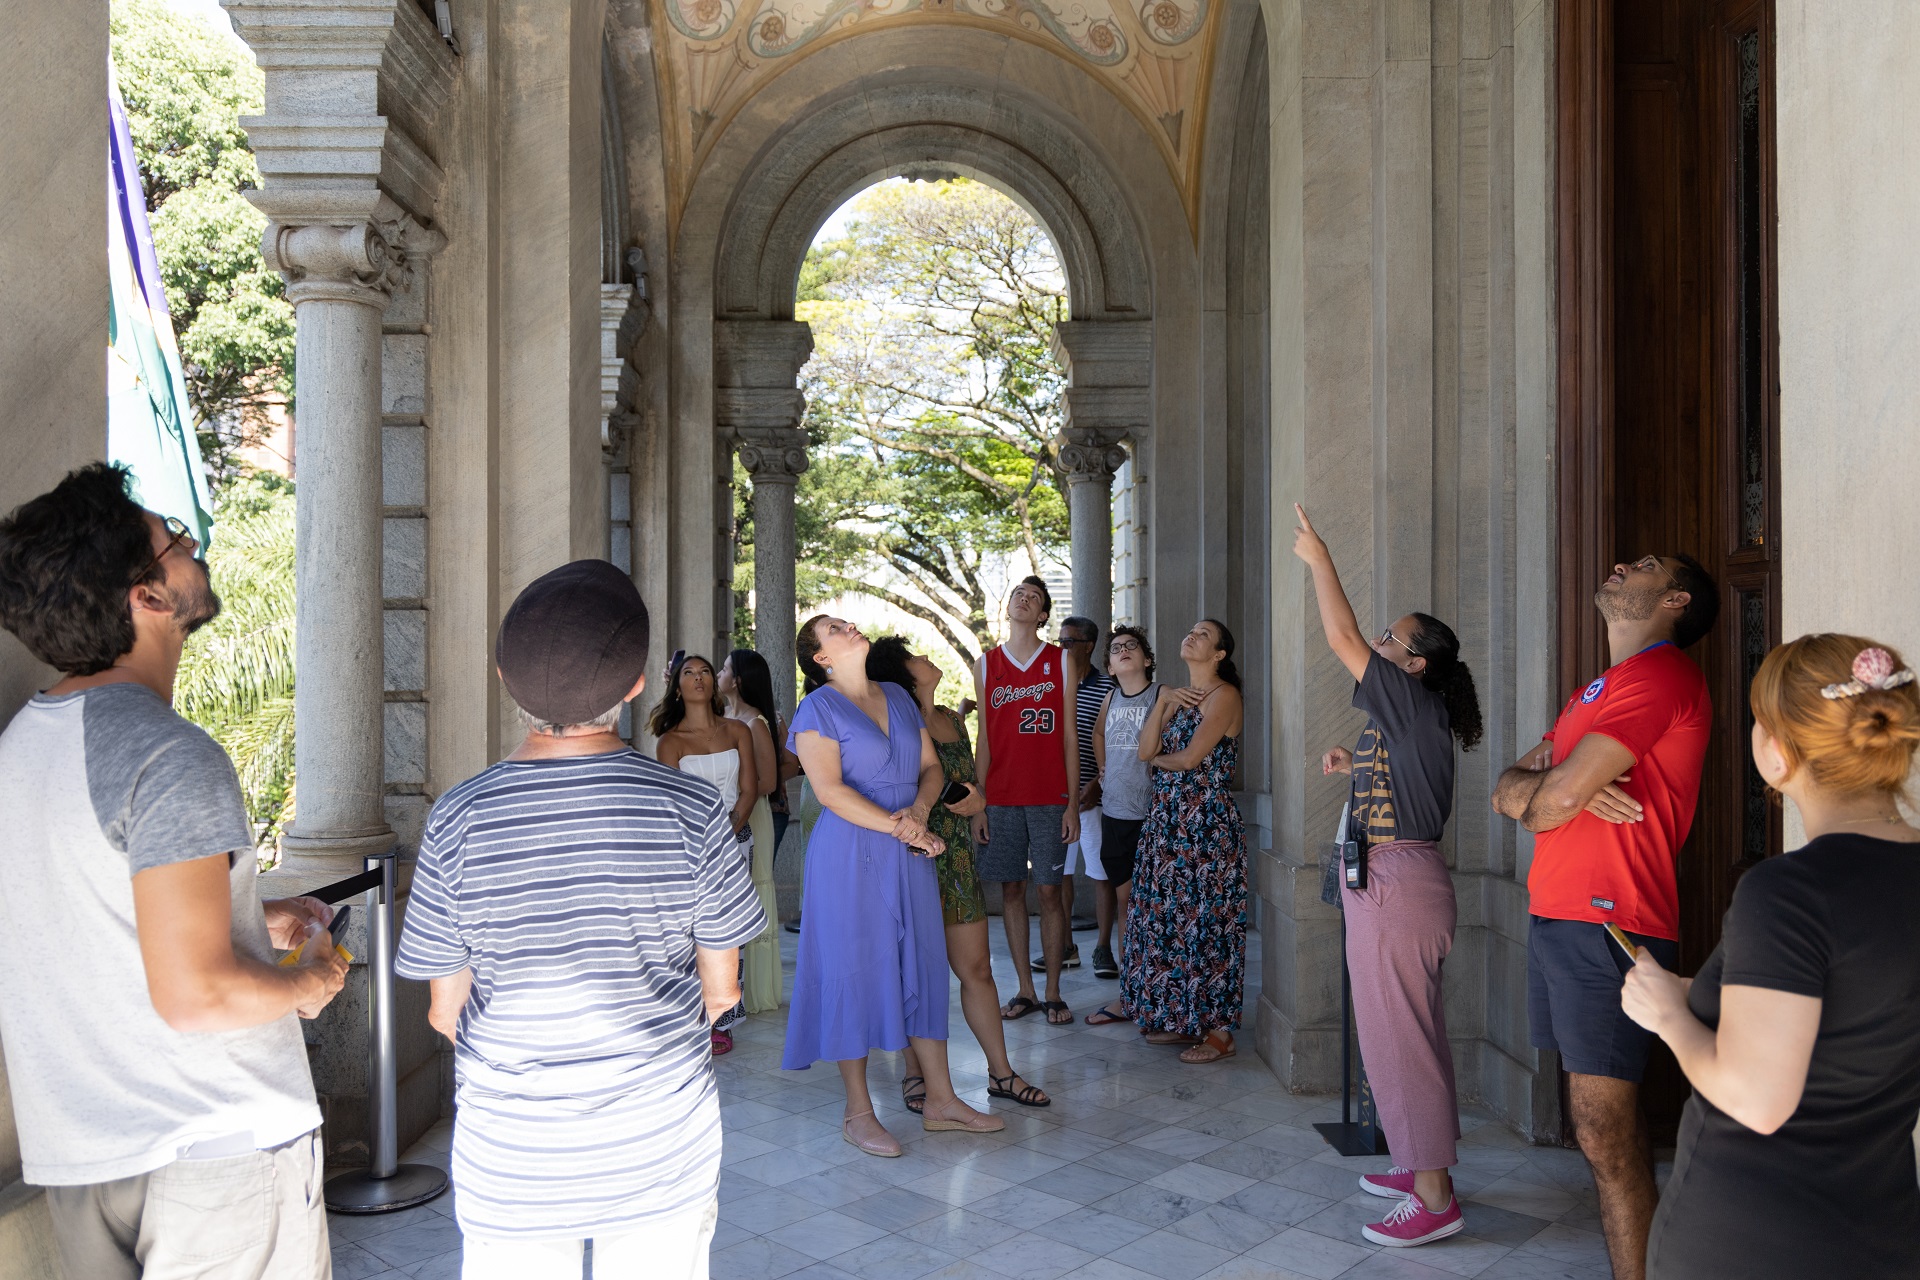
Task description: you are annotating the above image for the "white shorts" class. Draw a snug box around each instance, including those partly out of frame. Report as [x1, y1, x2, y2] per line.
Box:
[1063, 804, 1106, 879]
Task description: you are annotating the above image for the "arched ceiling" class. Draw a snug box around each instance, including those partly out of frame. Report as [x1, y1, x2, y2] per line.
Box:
[648, 0, 1223, 228]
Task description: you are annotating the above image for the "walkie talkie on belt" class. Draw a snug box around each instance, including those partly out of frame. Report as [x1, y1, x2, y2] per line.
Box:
[1341, 809, 1367, 891]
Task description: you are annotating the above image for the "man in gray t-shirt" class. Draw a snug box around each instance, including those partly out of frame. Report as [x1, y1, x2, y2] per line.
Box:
[0, 464, 347, 1279]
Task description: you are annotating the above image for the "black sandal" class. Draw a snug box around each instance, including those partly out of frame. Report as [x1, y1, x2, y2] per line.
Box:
[901, 1075, 927, 1114]
[988, 1072, 1051, 1108]
[1041, 1000, 1073, 1025]
[1001, 995, 1041, 1021]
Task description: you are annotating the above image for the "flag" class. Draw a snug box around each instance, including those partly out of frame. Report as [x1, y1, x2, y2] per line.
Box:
[108, 60, 216, 547]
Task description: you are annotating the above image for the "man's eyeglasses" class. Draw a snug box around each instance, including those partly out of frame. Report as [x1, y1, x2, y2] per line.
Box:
[135, 516, 197, 585]
[1629, 555, 1681, 593]
[1062, 632, 1095, 647]
[1377, 626, 1422, 659]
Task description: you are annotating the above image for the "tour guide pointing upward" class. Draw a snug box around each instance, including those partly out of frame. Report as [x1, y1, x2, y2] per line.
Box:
[973, 575, 1081, 1025]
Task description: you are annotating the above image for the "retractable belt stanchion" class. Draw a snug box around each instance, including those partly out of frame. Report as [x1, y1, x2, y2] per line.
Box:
[316, 847, 450, 1213]
[1315, 913, 1389, 1157]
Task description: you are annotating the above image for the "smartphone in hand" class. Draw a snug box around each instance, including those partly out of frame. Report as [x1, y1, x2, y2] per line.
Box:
[279, 905, 354, 967]
[1603, 922, 1639, 963]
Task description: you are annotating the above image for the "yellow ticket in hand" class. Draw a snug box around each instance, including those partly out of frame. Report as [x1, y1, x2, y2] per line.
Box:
[279, 905, 355, 966]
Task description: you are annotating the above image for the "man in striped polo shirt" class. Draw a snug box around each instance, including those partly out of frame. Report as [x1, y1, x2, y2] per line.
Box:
[397, 560, 764, 1280]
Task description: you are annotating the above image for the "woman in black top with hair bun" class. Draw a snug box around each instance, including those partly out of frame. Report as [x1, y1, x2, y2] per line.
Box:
[1624, 633, 1920, 1278]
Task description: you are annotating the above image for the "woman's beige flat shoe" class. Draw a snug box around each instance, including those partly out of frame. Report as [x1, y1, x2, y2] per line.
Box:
[842, 1108, 902, 1157]
[922, 1103, 1006, 1134]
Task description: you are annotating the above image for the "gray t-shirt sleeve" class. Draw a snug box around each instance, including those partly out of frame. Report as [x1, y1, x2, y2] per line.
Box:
[83, 685, 255, 874]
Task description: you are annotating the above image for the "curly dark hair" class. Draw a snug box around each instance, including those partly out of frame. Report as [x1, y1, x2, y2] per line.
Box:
[1408, 612, 1483, 751]
[1108, 624, 1155, 680]
[647, 653, 726, 737]
[0, 463, 165, 675]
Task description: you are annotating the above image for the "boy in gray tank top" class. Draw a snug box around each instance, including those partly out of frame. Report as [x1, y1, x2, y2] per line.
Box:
[1083, 625, 1158, 1024]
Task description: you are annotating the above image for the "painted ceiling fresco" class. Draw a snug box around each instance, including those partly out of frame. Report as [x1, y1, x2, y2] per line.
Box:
[650, 0, 1223, 227]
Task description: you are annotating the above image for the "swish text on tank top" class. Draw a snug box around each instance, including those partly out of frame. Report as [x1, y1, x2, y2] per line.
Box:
[983, 642, 1070, 806]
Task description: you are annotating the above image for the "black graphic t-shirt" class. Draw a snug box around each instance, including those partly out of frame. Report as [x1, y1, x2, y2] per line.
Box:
[1348, 653, 1455, 846]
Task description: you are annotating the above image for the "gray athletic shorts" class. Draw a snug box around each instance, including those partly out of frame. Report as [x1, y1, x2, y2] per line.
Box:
[979, 804, 1068, 886]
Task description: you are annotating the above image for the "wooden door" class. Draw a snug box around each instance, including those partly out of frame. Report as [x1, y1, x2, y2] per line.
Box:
[1556, 0, 1780, 1141]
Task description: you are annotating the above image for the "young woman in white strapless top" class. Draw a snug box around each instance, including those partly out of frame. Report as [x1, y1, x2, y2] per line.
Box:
[651, 654, 759, 1052]
[651, 654, 758, 838]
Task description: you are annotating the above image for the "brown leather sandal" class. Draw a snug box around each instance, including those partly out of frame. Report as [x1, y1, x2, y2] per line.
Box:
[1179, 1029, 1236, 1064]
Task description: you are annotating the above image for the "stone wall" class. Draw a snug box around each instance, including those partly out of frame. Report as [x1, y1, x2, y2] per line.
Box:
[0, 2, 108, 1268]
[1257, 0, 1562, 1140]
[1776, 1, 1920, 677]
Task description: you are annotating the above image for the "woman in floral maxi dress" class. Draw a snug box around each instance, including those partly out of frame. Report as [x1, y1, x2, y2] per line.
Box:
[1119, 618, 1249, 1065]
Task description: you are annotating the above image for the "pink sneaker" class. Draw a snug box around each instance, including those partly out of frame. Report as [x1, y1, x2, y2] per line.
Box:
[1362, 1193, 1464, 1247]
[1358, 1166, 1417, 1198]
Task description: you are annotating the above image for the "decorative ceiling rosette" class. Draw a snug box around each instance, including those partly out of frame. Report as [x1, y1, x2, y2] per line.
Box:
[1138, 0, 1204, 45]
[666, 0, 741, 42]
[970, 0, 1128, 66]
[747, 0, 900, 58]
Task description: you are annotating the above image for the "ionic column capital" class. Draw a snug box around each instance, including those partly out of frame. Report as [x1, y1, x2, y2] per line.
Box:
[737, 429, 811, 482]
[1057, 430, 1130, 483]
[264, 215, 444, 309]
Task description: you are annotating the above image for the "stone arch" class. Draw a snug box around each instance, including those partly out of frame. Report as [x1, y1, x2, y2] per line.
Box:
[712, 78, 1152, 322]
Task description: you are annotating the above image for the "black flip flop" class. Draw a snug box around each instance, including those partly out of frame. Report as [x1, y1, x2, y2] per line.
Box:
[1084, 1005, 1129, 1026]
[988, 1071, 1051, 1107]
[1001, 995, 1041, 1021]
[1041, 1000, 1073, 1025]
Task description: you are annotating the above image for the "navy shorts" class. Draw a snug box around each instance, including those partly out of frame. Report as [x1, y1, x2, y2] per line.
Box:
[979, 805, 1068, 886]
[1527, 915, 1679, 1082]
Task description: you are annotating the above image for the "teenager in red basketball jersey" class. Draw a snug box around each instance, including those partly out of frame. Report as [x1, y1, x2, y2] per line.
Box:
[1492, 552, 1719, 1280]
[972, 577, 1080, 1025]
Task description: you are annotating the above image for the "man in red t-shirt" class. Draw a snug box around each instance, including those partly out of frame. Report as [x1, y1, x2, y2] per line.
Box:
[1492, 552, 1718, 1280]
[973, 577, 1080, 1025]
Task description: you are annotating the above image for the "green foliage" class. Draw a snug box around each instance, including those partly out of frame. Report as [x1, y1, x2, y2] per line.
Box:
[175, 475, 296, 848]
[112, 0, 293, 483]
[779, 179, 1072, 672]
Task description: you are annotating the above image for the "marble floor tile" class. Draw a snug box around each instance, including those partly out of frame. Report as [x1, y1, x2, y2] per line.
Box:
[1102, 1227, 1237, 1280]
[1164, 1202, 1281, 1254]
[1039, 1205, 1159, 1256]
[1145, 1161, 1258, 1204]
[764, 1209, 890, 1261]
[967, 1228, 1100, 1280]
[1243, 1226, 1376, 1279]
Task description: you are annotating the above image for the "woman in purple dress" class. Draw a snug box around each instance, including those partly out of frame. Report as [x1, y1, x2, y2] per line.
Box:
[783, 615, 1004, 1157]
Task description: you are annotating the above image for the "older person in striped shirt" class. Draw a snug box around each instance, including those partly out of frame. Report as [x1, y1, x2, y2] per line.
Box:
[397, 561, 764, 1280]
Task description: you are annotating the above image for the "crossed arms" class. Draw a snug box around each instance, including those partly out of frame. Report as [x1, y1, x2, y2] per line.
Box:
[1490, 732, 1644, 832]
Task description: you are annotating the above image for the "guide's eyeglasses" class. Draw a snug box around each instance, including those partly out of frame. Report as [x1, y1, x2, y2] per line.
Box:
[1377, 626, 1422, 658]
[135, 516, 197, 585]
[1629, 555, 1681, 593]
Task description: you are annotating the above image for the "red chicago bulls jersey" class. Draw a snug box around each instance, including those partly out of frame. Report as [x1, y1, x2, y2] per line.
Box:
[982, 642, 1070, 806]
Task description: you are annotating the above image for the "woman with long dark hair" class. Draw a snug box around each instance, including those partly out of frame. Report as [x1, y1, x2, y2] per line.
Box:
[650, 654, 759, 1052]
[1121, 617, 1248, 1065]
[782, 616, 1002, 1157]
[1293, 504, 1481, 1249]
[719, 649, 790, 1013]
[866, 637, 1050, 1112]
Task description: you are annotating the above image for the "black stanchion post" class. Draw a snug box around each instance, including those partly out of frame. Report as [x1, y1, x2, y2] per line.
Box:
[1315, 913, 1389, 1157]
[324, 847, 449, 1213]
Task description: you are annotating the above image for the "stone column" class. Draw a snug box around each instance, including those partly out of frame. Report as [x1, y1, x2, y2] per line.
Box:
[1051, 321, 1153, 638]
[714, 321, 814, 717]
[1058, 438, 1129, 640]
[267, 222, 422, 876]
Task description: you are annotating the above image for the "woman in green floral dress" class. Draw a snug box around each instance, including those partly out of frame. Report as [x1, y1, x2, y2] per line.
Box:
[867, 638, 1050, 1111]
